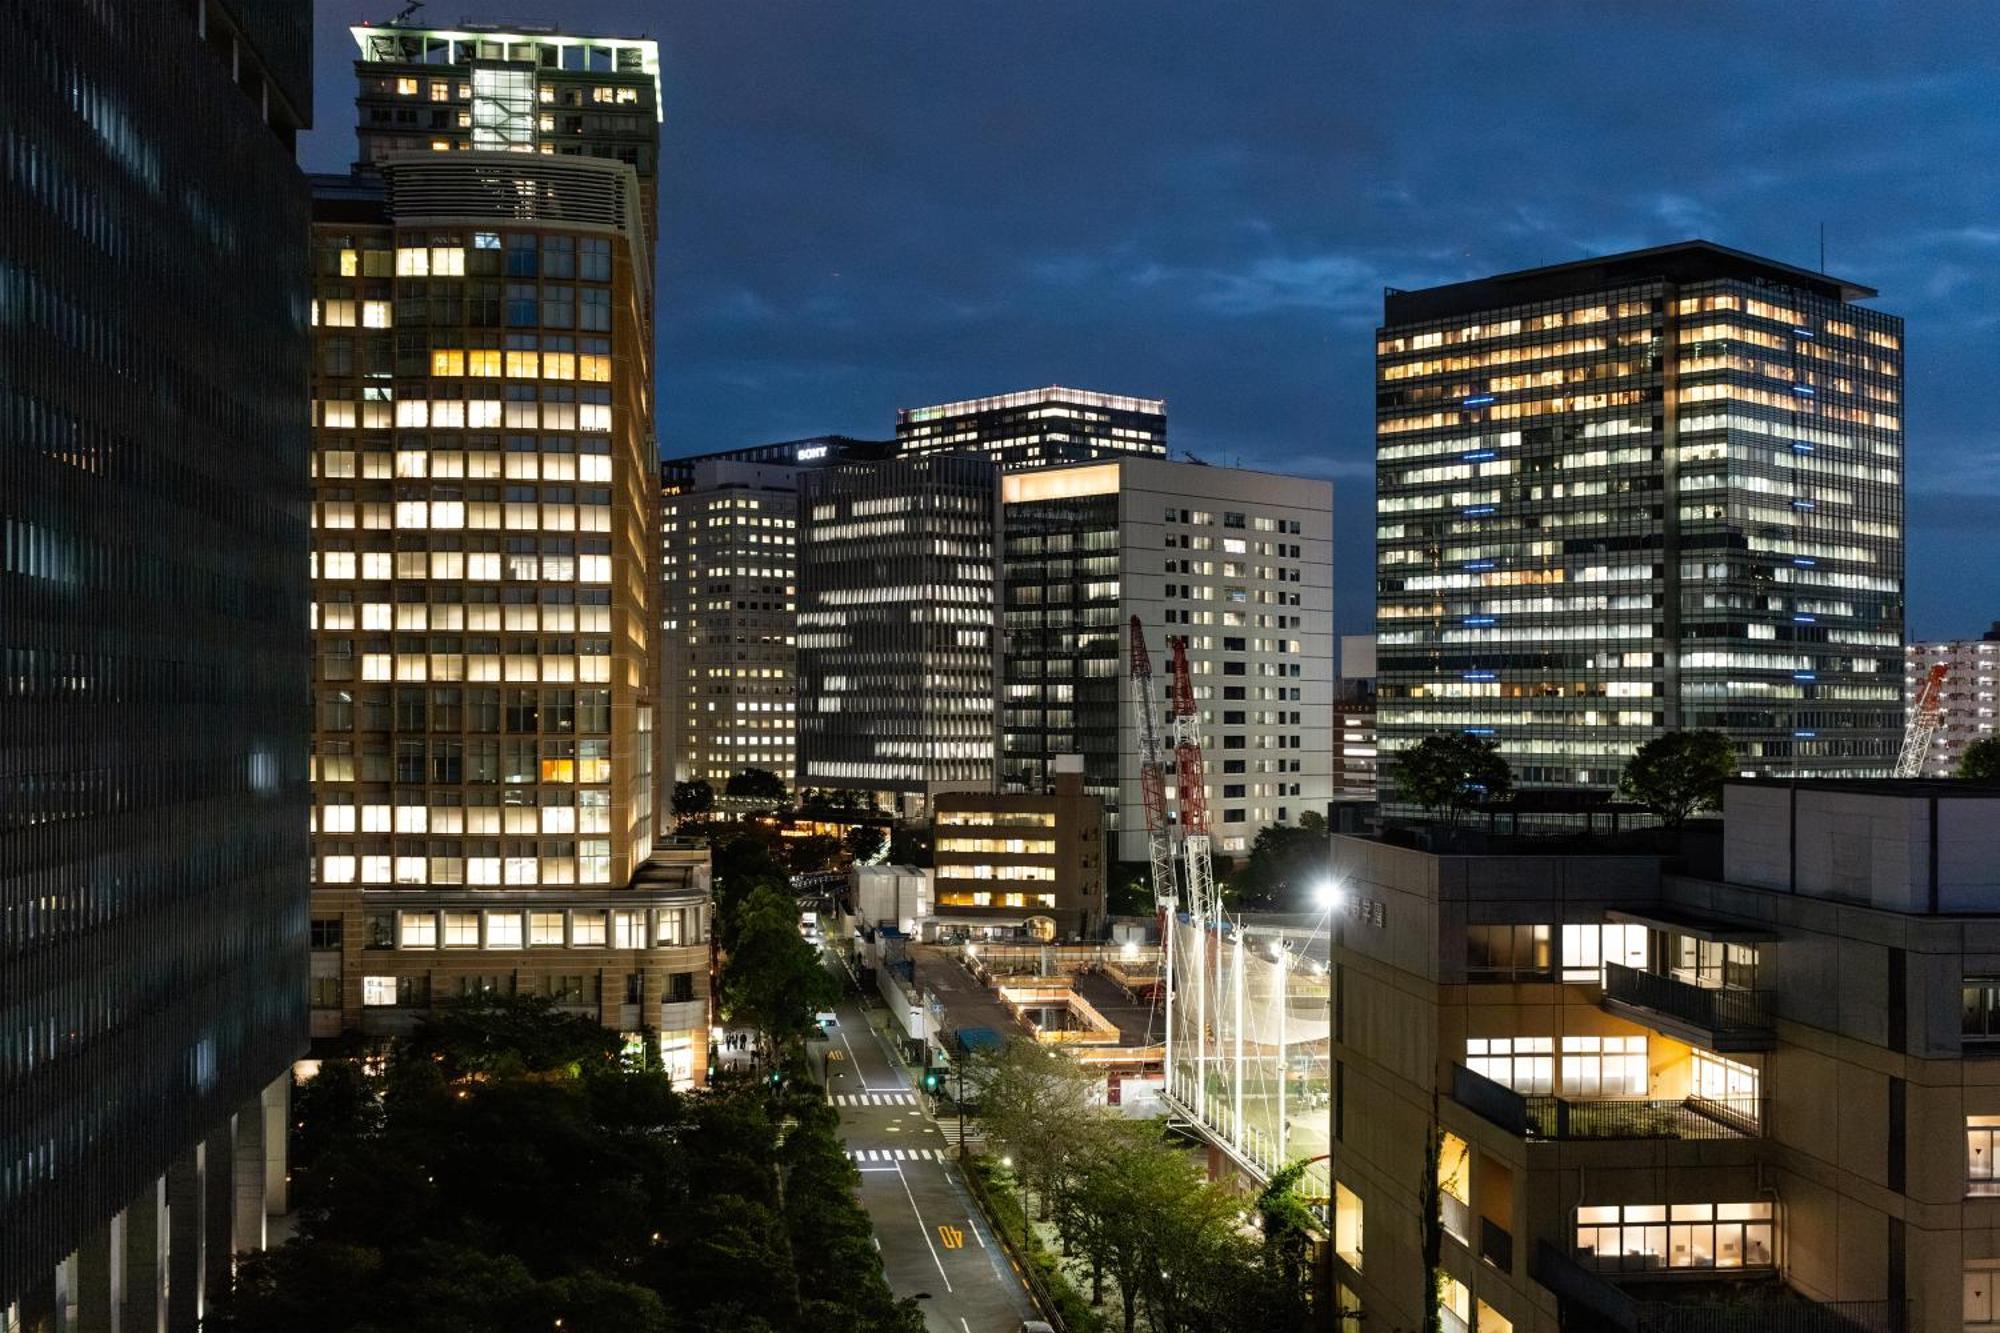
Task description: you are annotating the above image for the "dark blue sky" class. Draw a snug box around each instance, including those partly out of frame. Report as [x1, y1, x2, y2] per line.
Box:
[303, 2, 1999, 639]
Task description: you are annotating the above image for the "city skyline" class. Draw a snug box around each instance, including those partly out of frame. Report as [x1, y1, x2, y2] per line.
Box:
[305, 1, 2000, 640]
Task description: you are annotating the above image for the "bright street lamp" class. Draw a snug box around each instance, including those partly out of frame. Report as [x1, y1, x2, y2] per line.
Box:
[1313, 879, 1345, 912]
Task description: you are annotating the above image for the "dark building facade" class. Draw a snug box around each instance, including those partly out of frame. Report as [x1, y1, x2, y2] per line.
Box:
[796, 455, 1002, 811]
[0, 1, 312, 1325]
[1375, 242, 1905, 794]
[896, 385, 1167, 470]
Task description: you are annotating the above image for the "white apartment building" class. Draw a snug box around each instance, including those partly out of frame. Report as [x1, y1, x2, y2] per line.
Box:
[1906, 628, 2000, 777]
[1000, 457, 1334, 861]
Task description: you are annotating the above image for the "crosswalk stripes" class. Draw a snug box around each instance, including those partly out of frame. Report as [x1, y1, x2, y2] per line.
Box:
[937, 1120, 988, 1152]
[831, 1091, 917, 1107]
[844, 1148, 945, 1163]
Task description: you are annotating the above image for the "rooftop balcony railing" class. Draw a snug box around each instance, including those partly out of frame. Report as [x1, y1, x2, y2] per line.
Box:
[1603, 962, 1774, 1051]
[1451, 1065, 1760, 1141]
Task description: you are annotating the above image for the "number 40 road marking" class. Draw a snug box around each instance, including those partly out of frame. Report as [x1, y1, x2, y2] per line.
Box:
[937, 1224, 965, 1250]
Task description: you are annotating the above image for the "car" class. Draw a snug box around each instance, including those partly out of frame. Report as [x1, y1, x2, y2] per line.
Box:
[815, 1010, 839, 1029]
[1019, 1322, 1056, 1333]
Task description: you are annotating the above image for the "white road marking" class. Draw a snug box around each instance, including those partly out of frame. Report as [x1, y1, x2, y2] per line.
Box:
[895, 1165, 954, 1293]
[966, 1215, 989, 1250]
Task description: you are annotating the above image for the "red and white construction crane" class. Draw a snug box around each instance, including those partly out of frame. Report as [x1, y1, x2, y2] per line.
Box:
[1168, 635, 1216, 924]
[1127, 616, 1176, 910]
[1896, 662, 1949, 778]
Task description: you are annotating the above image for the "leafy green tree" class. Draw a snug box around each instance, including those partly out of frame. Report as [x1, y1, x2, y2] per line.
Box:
[1229, 822, 1328, 911]
[404, 993, 623, 1080]
[842, 823, 888, 864]
[725, 767, 789, 802]
[1618, 729, 1736, 827]
[979, 1039, 1099, 1221]
[671, 778, 715, 823]
[1252, 1161, 1318, 1328]
[1394, 732, 1514, 824]
[785, 833, 842, 877]
[1106, 860, 1154, 916]
[721, 885, 839, 1051]
[214, 995, 912, 1333]
[1963, 736, 2000, 781]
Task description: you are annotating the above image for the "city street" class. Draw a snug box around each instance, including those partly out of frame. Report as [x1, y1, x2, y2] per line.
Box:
[817, 960, 1040, 1333]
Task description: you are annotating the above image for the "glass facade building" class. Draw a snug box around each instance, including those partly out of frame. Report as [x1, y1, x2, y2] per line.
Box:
[896, 385, 1167, 470]
[1375, 242, 1904, 791]
[796, 455, 1002, 809]
[0, 0, 312, 1321]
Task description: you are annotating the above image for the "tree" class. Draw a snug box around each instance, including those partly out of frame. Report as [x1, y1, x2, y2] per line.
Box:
[842, 823, 887, 864]
[671, 778, 715, 823]
[720, 885, 839, 1052]
[785, 833, 842, 877]
[1963, 737, 2000, 782]
[212, 989, 915, 1333]
[1106, 861, 1153, 917]
[979, 1039, 1099, 1222]
[1229, 822, 1328, 911]
[1618, 729, 1735, 827]
[725, 767, 789, 802]
[1394, 733, 1514, 824]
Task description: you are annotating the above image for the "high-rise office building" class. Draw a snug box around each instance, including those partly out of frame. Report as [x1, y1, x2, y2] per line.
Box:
[796, 455, 1002, 812]
[896, 386, 1167, 470]
[658, 438, 892, 791]
[1336, 634, 1380, 800]
[999, 458, 1333, 860]
[347, 21, 662, 225]
[307, 29, 710, 1082]
[1905, 626, 2000, 777]
[0, 2, 312, 1325]
[1375, 241, 1905, 793]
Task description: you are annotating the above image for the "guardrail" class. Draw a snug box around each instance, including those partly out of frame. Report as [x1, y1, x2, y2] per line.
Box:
[1454, 1065, 1761, 1141]
[1605, 963, 1773, 1038]
[1524, 1096, 1762, 1141]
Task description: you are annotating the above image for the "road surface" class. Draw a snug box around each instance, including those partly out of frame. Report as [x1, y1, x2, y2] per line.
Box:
[817, 957, 1039, 1333]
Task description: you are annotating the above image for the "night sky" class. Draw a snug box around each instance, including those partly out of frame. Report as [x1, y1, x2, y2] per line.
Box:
[302, 2, 2000, 639]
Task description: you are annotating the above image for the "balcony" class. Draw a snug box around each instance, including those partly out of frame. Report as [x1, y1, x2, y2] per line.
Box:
[1531, 1243, 1906, 1333]
[1603, 962, 1775, 1052]
[1451, 1065, 1759, 1141]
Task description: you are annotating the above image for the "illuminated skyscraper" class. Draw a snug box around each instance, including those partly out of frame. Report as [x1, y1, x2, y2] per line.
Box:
[896, 386, 1166, 470]
[1, 2, 311, 1324]
[306, 28, 710, 1084]
[657, 438, 892, 792]
[1375, 242, 1904, 792]
[796, 455, 1003, 812]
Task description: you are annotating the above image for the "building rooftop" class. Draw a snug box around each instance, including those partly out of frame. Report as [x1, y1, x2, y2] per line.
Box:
[899, 385, 1165, 424]
[1383, 239, 1879, 326]
[1729, 777, 2000, 799]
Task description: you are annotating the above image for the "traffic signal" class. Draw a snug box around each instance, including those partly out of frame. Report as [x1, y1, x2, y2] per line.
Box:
[922, 1071, 940, 1092]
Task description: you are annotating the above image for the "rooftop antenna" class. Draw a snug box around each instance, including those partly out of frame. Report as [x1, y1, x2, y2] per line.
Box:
[1819, 222, 1826, 274]
[392, 0, 424, 24]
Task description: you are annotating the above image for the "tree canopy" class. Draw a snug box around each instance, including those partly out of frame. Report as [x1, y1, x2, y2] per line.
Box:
[1618, 729, 1735, 827]
[670, 779, 715, 823]
[1394, 733, 1514, 824]
[724, 767, 788, 802]
[212, 998, 921, 1333]
[719, 885, 839, 1051]
[1228, 822, 1328, 911]
[1963, 736, 2000, 782]
[842, 823, 888, 864]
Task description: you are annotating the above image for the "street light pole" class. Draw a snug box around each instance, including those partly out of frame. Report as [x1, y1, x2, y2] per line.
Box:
[957, 1059, 967, 1163]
